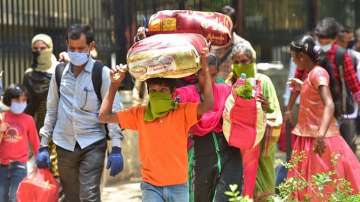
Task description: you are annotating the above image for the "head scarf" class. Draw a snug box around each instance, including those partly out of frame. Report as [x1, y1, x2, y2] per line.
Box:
[32, 34, 53, 52]
[31, 34, 57, 72]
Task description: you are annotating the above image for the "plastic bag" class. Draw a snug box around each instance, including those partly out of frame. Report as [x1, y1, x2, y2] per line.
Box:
[127, 33, 208, 81]
[222, 79, 266, 149]
[148, 10, 233, 46]
[17, 168, 59, 202]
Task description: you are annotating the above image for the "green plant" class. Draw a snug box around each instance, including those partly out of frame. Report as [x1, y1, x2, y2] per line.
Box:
[226, 151, 360, 202]
[225, 184, 253, 202]
[235, 81, 253, 99]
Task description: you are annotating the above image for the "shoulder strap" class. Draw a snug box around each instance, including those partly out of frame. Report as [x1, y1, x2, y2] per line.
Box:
[335, 47, 350, 113]
[91, 61, 105, 102]
[335, 47, 346, 70]
[55, 63, 66, 96]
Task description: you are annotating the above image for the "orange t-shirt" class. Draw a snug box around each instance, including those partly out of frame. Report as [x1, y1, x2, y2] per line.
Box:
[116, 103, 198, 186]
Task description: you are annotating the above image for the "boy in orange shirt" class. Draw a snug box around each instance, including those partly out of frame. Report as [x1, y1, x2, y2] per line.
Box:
[99, 53, 213, 202]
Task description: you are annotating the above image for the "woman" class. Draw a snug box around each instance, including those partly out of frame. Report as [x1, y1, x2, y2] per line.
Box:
[174, 54, 243, 202]
[288, 35, 360, 201]
[22, 34, 59, 177]
[223, 42, 282, 199]
[0, 84, 39, 202]
[23, 34, 58, 130]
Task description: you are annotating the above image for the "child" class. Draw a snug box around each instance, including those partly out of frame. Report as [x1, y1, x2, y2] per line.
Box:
[0, 84, 40, 202]
[99, 53, 214, 202]
[288, 35, 360, 200]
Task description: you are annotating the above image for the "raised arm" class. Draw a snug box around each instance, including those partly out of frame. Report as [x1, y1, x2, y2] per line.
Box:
[197, 53, 214, 117]
[99, 65, 126, 124]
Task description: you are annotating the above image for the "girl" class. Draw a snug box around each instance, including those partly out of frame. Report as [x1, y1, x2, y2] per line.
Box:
[0, 84, 40, 202]
[288, 35, 360, 200]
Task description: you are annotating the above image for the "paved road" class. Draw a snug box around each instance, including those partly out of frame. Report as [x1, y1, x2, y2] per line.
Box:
[102, 182, 142, 202]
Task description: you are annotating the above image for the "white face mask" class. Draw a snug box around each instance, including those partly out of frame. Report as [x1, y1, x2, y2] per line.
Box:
[10, 102, 27, 114]
[320, 44, 332, 52]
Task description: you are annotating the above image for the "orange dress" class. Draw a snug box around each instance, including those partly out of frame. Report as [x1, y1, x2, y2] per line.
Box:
[288, 66, 360, 201]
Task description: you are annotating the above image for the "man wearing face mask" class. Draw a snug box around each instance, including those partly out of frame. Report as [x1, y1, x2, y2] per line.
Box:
[23, 34, 59, 130]
[289, 17, 360, 152]
[36, 24, 124, 202]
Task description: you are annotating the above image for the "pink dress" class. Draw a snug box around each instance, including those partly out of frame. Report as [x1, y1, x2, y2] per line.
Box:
[288, 66, 360, 201]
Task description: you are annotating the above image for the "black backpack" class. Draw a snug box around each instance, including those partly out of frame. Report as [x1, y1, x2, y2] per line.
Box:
[55, 61, 110, 136]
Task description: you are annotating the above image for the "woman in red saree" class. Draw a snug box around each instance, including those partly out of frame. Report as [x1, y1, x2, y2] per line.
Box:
[287, 35, 360, 201]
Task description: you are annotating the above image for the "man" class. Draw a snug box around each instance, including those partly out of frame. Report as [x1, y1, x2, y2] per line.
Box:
[288, 18, 360, 152]
[36, 24, 124, 202]
[337, 25, 354, 49]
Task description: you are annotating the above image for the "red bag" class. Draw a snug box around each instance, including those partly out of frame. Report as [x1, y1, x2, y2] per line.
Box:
[148, 10, 233, 46]
[17, 169, 59, 202]
[278, 122, 295, 152]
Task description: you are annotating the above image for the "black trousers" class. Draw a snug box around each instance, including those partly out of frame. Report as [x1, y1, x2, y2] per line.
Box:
[339, 118, 357, 152]
[56, 139, 107, 202]
[193, 133, 243, 202]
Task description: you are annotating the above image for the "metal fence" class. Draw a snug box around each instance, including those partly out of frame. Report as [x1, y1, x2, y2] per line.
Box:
[0, 0, 115, 87]
[0, 0, 233, 89]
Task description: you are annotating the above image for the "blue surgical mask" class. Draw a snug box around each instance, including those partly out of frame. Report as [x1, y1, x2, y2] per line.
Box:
[68, 51, 89, 66]
[10, 102, 27, 114]
[320, 44, 332, 52]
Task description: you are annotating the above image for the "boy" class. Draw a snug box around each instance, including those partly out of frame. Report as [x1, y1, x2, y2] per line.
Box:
[99, 53, 213, 202]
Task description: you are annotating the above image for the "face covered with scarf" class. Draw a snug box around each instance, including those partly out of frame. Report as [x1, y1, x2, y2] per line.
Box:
[231, 52, 256, 78]
[144, 78, 178, 121]
[230, 42, 257, 79]
[31, 34, 54, 71]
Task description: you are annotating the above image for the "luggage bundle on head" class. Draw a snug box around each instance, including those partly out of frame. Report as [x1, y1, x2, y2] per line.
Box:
[147, 10, 233, 46]
[127, 10, 233, 81]
[222, 78, 266, 150]
[127, 33, 208, 81]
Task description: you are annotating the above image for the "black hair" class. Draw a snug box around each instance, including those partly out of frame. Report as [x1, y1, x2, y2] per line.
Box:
[3, 84, 28, 107]
[207, 54, 219, 71]
[339, 24, 353, 33]
[221, 5, 236, 27]
[290, 35, 320, 63]
[146, 78, 177, 92]
[66, 24, 94, 44]
[314, 17, 340, 39]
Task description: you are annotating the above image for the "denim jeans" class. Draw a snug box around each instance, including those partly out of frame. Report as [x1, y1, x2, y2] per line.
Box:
[141, 182, 189, 202]
[0, 162, 27, 202]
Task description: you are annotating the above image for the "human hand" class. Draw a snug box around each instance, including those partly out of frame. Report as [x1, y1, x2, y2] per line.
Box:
[257, 94, 272, 113]
[59, 51, 70, 63]
[36, 147, 50, 168]
[287, 78, 303, 92]
[314, 136, 326, 156]
[110, 64, 127, 88]
[106, 147, 124, 177]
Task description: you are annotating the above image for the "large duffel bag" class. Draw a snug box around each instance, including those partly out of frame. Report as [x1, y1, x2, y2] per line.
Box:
[147, 10, 233, 46]
[127, 33, 208, 81]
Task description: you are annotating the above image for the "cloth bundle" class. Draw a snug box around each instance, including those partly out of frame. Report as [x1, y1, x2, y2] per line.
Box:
[127, 33, 208, 81]
[148, 10, 233, 46]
